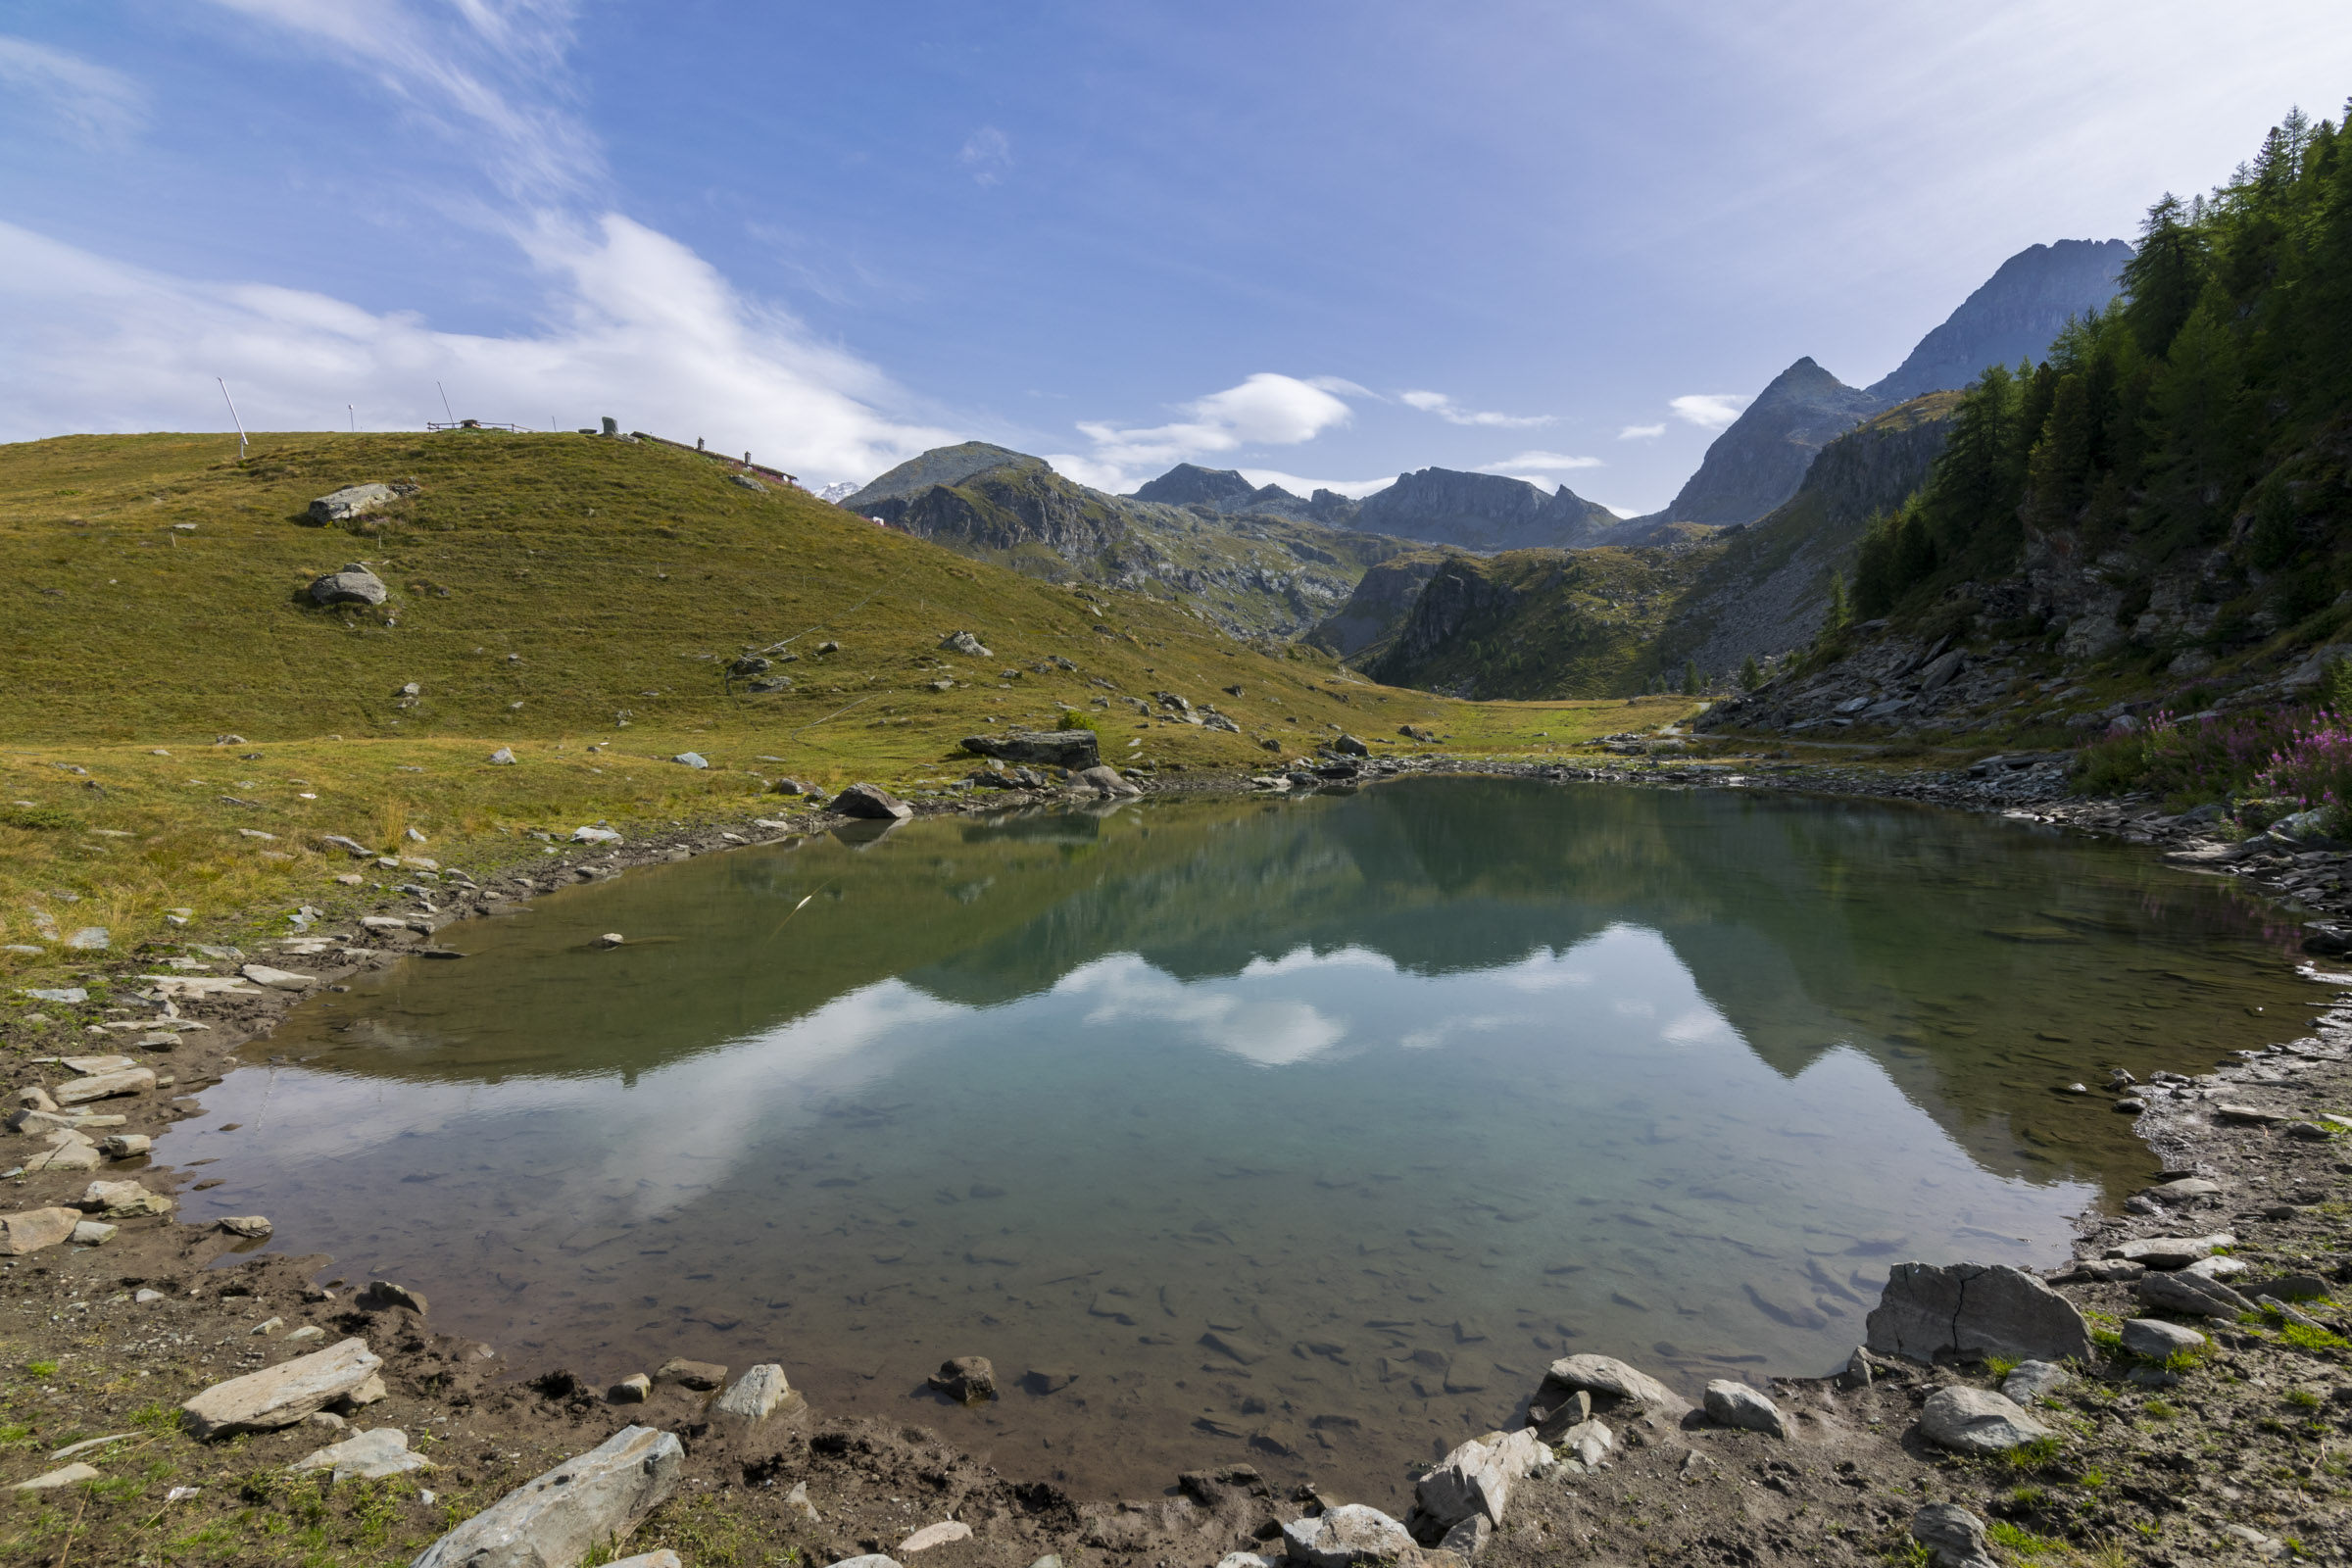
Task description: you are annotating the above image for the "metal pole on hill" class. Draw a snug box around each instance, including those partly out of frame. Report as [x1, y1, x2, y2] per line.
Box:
[436, 381, 455, 423]
[217, 378, 249, 460]
[348, 404, 355, 432]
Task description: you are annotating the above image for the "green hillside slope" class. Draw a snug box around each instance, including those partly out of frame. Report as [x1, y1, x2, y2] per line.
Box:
[0, 430, 1681, 963]
[1363, 545, 1721, 698]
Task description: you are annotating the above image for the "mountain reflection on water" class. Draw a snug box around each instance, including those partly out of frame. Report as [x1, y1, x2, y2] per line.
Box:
[163, 778, 2307, 1498]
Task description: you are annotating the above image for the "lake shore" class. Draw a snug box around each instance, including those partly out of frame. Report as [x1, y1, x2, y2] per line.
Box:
[3, 760, 2348, 1567]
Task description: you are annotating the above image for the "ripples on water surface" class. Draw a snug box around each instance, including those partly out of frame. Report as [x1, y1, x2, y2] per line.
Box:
[165, 778, 2309, 1496]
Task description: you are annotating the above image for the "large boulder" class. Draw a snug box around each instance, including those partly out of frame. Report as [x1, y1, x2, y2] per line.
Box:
[1865, 1262, 2092, 1365]
[309, 564, 388, 607]
[411, 1425, 684, 1568]
[308, 483, 398, 523]
[0, 1207, 83, 1256]
[2120, 1318, 2206, 1360]
[181, 1338, 383, 1438]
[1702, 1379, 1787, 1438]
[710, 1364, 793, 1428]
[961, 728, 1102, 770]
[1281, 1504, 1417, 1567]
[1911, 1503, 1997, 1568]
[1916, 1387, 2055, 1455]
[2135, 1269, 2253, 1319]
[832, 783, 912, 821]
[1535, 1353, 1692, 1418]
[2106, 1233, 2234, 1269]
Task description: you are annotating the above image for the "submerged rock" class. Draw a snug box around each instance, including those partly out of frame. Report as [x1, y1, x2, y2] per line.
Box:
[928, 1356, 995, 1404]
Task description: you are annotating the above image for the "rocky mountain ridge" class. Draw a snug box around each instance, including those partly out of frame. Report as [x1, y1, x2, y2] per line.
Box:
[1867, 238, 2132, 405]
[842, 443, 1406, 639]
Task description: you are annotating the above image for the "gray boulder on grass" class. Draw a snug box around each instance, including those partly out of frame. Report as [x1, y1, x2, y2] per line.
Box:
[309, 564, 388, 607]
[960, 728, 1102, 770]
[833, 783, 912, 821]
[308, 483, 397, 524]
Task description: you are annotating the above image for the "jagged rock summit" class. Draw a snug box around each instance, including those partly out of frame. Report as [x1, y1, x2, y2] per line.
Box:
[1351, 466, 1618, 552]
[1129, 463, 1262, 510]
[1646, 358, 1884, 530]
[1867, 238, 2132, 405]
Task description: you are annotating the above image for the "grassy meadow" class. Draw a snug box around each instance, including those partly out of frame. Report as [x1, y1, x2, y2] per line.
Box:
[0, 429, 1691, 979]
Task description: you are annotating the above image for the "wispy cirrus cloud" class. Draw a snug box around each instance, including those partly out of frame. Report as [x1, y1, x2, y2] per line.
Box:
[959, 125, 1012, 184]
[1618, 422, 1667, 440]
[1399, 389, 1556, 428]
[1668, 393, 1753, 431]
[205, 0, 600, 203]
[0, 35, 147, 146]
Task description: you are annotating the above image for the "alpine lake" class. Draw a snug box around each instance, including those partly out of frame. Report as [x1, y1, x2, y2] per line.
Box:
[159, 776, 2317, 1498]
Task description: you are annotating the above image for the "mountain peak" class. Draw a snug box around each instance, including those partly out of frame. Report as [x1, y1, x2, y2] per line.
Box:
[1131, 463, 1260, 508]
[1867, 238, 2132, 403]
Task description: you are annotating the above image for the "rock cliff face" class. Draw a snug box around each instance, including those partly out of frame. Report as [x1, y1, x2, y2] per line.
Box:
[1651, 394, 1959, 681]
[842, 445, 1405, 640]
[1645, 359, 1885, 529]
[1304, 550, 1465, 660]
[1867, 239, 2132, 405]
[1351, 467, 1618, 552]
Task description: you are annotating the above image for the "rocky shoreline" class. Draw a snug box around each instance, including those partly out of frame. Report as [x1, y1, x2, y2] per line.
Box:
[4, 760, 2349, 1567]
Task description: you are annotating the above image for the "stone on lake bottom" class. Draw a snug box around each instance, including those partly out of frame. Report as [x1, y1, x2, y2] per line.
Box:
[1916, 1387, 2055, 1455]
[181, 1338, 383, 1439]
[218, 1215, 272, 1239]
[927, 1356, 994, 1404]
[409, 1425, 684, 1568]
[655, 1357, 725, 1391]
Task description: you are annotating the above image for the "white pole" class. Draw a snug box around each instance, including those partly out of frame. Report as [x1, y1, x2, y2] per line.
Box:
[348, 404, 355, 433]
[436, 381, 455, 423]
[217, 378, 249, 459]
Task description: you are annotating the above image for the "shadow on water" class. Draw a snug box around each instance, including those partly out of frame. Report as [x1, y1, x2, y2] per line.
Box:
[160, 777, 2307, 1500]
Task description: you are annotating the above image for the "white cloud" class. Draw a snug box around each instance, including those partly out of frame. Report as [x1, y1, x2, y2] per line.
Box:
[0, 214, 957, 487]
[1057, 371, 1355, 491]
[0, 35, 146, 145]
[1057, 955, 1348, 1069]
[1399, 389, 1556, 428]
[205, 0, 599, 203]
[1480, 450, 1603, 473]
[1669, 394, 1753, 431]
[1618, 422, 1667, 440]
[959, 125, 1012, 185]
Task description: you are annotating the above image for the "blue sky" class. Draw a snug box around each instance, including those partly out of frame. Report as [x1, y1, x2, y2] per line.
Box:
[3, 3, 2350, 514]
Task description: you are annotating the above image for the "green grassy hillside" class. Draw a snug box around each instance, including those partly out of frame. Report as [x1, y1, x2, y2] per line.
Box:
[1364, 545, 1721, 698]
[0, 430, 1689, 963]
